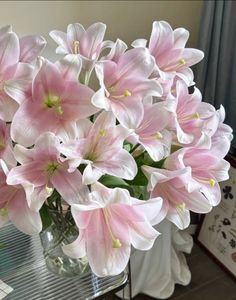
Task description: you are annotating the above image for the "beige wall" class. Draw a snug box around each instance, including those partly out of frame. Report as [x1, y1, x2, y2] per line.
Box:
[0, 1, 203, 57]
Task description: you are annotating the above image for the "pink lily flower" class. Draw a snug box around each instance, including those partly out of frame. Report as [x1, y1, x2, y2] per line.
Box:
[132, 21, 203, 84]
[59, 111, 137, 184]
[92, 48, 163, 129]
[63, 182, 163, 277]
[142, 166, 213, 229]
[10, 60, 98, 146]
[0, 119, 16, 168]
[168, 80, 214, 146]
[0, 163, 42, 234]
[202, 105, 233, 157]
[164, 147, 230, 206]
[7, 132, 89, 211]
[50, 22, 110, 71]
[127, 102, 172, 161]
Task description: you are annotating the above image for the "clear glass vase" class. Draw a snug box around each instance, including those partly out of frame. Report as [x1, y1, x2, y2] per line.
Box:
[39, 199, 90, 278]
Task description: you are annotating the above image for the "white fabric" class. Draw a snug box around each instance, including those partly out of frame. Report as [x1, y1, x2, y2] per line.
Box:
[117, 219, 193, 299]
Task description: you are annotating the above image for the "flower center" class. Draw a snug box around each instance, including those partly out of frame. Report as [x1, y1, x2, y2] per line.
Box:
[45, 162, 60, 177]
[103, 208, 122, 249]
[43, 95, 63, 115]
[73, 40, 80, 54]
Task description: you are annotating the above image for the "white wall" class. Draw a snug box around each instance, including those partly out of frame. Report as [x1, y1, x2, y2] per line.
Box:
[0, 1, 203, 58]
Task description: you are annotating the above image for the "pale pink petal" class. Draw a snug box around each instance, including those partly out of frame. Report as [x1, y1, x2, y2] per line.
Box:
[181, 48, 204, 67]
[140, 130, 172, 161]
[67, 23, 85, 51]
[19, 35, 46, 63]
[167, 205, 190, 230]
[82, 164, 104, 185]
[1, 144, 16, 168]
[71, 209, 93, 228]
[55, 54, 82, 81]
[136, 103, 170, 135]
[110, 204, 145, 222]
[111, 95, 144, 129]
[149, 21, 173, 58]
[86, 209, 130, 277]
[80, 22, 106, 59]
[95, 149, 137, 180]
[175, 119, 194, 144]
[0, 92, 19, 122]
[8, 189, 42, 234]
[10, 100, 47, 146]
[62, 231, 86, 258]
[200, 183, 221, 207]
[32, 60, 64, 101]
[0, 184, 16, 205]
[49, 30, 70, 54]
[51, 167, 89, 205]
[129, 220, 160, 250]
[177, 67, 194, 86]
[91, 88, 111, 111]
[131, 39, 147, 48]
[110, 187, 131, 205]
[23, 183, 51, 211]
[34, 132, 60, 158]
[74, 119, 92, 139]
[61, 81, 98, 120]
[128, 78, 163, 98]
[0, 32, 20, 71]
[4, 78, 31, 104]
[6, 161, 46, 186]
[104, 38, 128, 62]
[130, 196, 164, 225]
[117, 48, 155, 78]
[173, 28, 189, 48]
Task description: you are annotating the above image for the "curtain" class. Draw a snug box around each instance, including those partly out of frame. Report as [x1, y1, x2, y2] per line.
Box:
[195, 0, 236, 150]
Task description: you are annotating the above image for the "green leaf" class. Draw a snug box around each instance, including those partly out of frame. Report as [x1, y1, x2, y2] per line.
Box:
[125, 168, 148, 186]
[40, 204, 52, 231]
[99, 174, 134, 195]
[150, 158, 165, 169]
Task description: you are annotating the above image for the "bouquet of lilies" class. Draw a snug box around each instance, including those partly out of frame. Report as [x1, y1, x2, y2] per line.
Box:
[0, 21, 233, 277]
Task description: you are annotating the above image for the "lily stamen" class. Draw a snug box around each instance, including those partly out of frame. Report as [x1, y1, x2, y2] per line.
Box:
[73, 40, 80, 54]
[195, 177, 216, 187]
[112, 89, 132, 100]
[99, 129, 106, 137]
[153, 132, 163, 139]
[103, 208, 122, 249]
[164, 58, 186, 72]
[176, 202, 185, 210]
[181, 112, 199, 122]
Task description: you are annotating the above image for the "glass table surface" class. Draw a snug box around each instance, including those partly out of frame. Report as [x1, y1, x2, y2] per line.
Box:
[0, 224, 128, 300]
